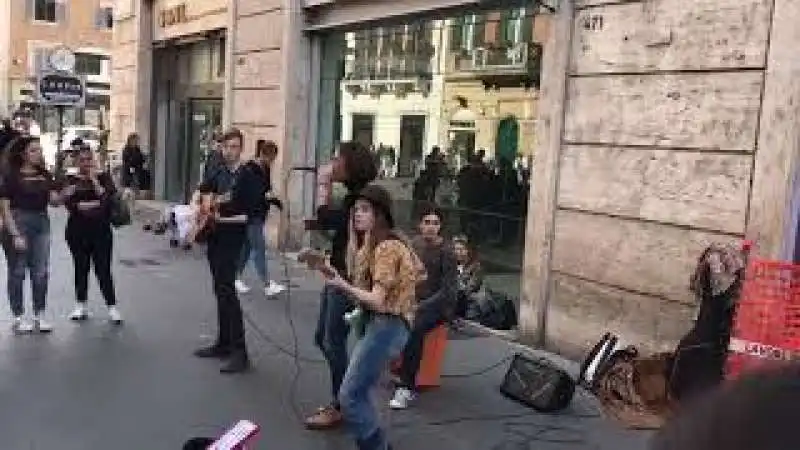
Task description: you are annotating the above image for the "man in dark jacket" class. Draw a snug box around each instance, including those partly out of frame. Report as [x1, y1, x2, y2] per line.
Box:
[304, 141, 377, 430]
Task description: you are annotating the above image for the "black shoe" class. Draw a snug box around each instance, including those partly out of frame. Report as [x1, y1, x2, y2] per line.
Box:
[220, 352, 250, 374]
[169, 239, 179, 248]
[193, 344, 231, 359]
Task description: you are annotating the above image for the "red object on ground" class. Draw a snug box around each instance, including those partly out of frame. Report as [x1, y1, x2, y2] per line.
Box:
[391, 324, 449, 389]
[726, 259, 800, 379]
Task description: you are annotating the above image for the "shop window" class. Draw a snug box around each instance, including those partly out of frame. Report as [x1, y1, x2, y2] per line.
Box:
[315, 5, 545, 333]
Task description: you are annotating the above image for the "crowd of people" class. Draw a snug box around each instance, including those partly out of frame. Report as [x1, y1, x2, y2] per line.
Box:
[0, 116, 124, 331]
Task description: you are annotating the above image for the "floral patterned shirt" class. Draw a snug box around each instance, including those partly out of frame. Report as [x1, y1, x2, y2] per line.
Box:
[353, 239, 420, 322]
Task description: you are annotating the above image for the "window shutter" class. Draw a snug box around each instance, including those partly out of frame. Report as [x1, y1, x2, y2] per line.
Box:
[55, 0, 67, 24]
[449, 17, 463, 51]
[497, 11, 510, 44]
[473, 15, 486, 48]
[522, 10, 533, 43]
[94, 7, 104, 28]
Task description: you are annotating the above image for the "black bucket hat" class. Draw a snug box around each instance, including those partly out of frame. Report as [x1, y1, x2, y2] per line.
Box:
[356, 183, 394, 229]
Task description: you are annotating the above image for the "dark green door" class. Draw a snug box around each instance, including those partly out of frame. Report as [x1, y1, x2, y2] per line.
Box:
[495, 117, 519, 165]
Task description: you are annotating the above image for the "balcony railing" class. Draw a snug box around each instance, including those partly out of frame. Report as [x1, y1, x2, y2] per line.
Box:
[453, 42, 539, 74]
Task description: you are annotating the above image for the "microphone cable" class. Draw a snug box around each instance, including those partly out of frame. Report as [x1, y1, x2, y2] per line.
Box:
[236, 169, 600, 446]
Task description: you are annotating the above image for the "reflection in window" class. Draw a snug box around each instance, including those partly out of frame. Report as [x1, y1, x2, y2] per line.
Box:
[317, 5, 549, 325]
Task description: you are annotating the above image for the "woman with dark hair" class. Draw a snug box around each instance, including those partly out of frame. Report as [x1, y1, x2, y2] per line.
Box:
[452, 234, 484, 319]
[121, 133, 145, 212]
[62, 147, 122, 324]
[234, 139, 285, 297]
[305, 141, 378, 430]
[0, 136, 61, 333]
[323, 183, 423, 450]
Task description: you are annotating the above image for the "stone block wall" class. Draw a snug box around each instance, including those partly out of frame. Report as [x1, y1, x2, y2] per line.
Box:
[522, 0, 798, 356]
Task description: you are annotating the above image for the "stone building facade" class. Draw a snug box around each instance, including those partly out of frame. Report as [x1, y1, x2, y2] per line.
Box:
[112, 0, 800, 355]
[523, 0, 800, 355]
[0, 0, 113, 125]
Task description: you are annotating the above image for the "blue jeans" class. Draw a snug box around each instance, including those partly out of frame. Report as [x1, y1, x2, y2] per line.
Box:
[5, 210, 51, 316]
[314, 285, 353, 405]
[339, 315, 409, 450]
[237, 219, 268, 284]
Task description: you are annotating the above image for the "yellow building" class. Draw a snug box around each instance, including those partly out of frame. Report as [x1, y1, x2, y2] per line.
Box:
[440, 10, 550, 165]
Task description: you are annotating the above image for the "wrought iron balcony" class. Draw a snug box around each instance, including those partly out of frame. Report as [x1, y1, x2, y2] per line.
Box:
[342, 58, 433, 98]
[448, 42, 542, 89]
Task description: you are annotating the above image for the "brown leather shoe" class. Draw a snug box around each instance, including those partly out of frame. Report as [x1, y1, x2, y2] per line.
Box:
[304, 405, 343, 430]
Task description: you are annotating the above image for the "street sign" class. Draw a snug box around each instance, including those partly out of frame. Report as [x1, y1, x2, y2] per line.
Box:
[36, 72, 86, 107]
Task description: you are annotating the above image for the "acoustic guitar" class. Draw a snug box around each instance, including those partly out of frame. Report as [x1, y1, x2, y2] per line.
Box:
[186, 193, 216, 243]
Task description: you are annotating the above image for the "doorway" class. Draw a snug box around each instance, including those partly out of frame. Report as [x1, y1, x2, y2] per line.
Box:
[185, 99, 222, 201]
[495, 116, 519, 165]
[399, 115, 426, 177]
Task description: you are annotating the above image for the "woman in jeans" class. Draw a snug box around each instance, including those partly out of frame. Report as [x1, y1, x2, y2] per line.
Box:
[323, 183, 423, 450]
[234, 140, 285, 297]
[63, 147, 122, 324]
[0, 136, 61, 333]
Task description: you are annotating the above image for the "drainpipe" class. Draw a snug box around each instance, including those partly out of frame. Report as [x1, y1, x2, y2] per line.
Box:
[222, 0, 237, 128]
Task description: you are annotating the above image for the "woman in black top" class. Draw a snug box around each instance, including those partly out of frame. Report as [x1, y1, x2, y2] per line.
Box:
[121, 133, 145, 212]
[0, 136, 61, 333]
[62, 147, 122, 324]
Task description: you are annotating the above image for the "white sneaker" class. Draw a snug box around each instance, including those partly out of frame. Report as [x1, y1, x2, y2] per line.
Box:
[108, 306, 123, 324]
[235, 279, 250, 294]
[33, 314, 53, 333]
[264, 281, 286, 297]
[68, 304, 89, 321]
[389, 388, 415, 410]
[12, 316, 33, 334]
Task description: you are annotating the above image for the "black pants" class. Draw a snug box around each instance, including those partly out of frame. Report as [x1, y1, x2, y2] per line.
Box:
[207, 224, 247, 352]
[66, 224, 117, 306]
[399, 298, 446, 390]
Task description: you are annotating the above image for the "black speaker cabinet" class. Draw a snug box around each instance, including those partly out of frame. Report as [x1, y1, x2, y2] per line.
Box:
[500, 353, 576, 413]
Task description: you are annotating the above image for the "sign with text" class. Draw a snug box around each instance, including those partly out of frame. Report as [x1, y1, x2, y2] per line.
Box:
[36, 72, 86, 107]
[158, 3, 188, 27]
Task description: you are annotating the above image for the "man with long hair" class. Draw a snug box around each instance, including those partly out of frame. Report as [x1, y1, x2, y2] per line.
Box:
[304, 141, 378, 430]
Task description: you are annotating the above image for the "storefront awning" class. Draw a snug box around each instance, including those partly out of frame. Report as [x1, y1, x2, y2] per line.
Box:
[304, 0, 557, 31]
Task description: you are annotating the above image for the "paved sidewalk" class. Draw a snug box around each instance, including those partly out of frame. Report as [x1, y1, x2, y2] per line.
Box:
[133, 198, 651, 449]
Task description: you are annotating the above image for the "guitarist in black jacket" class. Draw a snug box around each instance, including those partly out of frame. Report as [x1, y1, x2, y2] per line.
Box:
[192, 128, 264, 374]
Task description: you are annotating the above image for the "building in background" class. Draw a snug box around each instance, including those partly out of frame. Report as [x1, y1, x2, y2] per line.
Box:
[339, 22, 444, 178]
[0, 0, 113, 130]
[440, 10, 549, 167]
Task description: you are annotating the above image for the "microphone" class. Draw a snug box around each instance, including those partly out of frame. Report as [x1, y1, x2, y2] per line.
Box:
[291, 166, 317, 172]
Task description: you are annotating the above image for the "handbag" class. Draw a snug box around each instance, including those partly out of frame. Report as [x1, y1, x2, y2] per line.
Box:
[109, 192, 132, 228]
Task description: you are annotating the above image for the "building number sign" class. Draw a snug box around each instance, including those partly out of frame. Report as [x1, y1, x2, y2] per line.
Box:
[158, 4, 188, 27]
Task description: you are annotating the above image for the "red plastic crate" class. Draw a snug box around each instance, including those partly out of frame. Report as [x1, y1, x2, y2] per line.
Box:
[726, 259, 800, 379]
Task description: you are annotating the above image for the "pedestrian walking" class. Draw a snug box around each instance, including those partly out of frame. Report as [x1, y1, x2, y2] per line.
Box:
[0, 136, 61, 333]
[121, 133, 145, 213]
[62, 146, 122, 324]
[234, 139, 286, 297]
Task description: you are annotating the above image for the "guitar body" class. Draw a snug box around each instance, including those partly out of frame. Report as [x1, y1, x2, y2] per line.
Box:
[187, 193, 216, 244]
